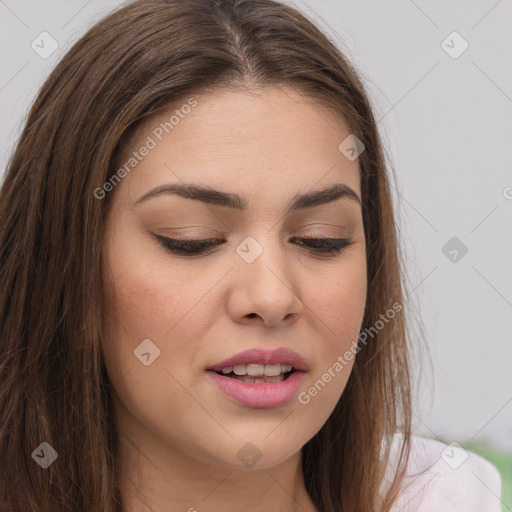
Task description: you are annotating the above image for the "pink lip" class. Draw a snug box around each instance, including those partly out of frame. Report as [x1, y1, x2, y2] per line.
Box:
[206, 370, 306, 408]
[205, 347, 308, 409]
[206, 347, 309, 372]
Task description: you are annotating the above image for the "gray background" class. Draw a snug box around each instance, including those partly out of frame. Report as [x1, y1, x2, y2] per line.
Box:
[1, 0, 511, 453]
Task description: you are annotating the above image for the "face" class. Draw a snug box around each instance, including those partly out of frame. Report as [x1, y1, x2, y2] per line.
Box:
[101, 85, 367, 472]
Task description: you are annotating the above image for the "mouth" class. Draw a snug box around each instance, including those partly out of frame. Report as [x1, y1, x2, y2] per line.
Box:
[205, 347, 308, 407]
[206, 346, 309, 373]
[211, 363, 297, 384]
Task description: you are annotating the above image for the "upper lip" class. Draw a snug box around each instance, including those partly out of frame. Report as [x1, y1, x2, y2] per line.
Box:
[206, 347, 309, 372]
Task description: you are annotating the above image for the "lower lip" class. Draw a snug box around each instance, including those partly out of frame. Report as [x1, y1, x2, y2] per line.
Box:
[206, 371, 306, 408]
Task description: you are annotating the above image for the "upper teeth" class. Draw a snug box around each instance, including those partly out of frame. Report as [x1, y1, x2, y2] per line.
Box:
[221, 363, 293, 376]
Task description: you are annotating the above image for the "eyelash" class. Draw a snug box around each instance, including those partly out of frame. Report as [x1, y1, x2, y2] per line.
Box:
[155, 235, 353, 257]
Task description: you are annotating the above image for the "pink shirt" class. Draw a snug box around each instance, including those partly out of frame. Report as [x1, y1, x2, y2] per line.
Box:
[386, 435, 503, 511]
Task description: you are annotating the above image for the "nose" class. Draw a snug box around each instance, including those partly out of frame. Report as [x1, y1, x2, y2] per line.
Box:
[227, 235, 304, 327]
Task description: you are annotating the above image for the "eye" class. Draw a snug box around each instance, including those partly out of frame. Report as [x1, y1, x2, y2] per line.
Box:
[290, 237, 353, 255]
[155, 235, 353, 256]
[155, 235, 226, 255]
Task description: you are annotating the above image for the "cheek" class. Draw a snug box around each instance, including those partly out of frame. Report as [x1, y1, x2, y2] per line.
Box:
[297, 255, 366, 415]
[308, 255, 367, 349]
[101, 252, 208, 434]
[101, 241, 192, 389]
[103, 239, 192, 338]
[101, 240, 225, 394]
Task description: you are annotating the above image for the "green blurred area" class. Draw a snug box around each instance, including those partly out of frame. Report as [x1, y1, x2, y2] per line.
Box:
[461, 440, 512, 512]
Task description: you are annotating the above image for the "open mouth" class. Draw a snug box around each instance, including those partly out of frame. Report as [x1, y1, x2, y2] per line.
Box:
[214, 368, 296, 384]
[206, 361, 307, 407]
[210, 362, 299, 384]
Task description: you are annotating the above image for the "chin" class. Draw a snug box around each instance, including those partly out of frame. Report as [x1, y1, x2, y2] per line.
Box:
[197, 437, 304, 471]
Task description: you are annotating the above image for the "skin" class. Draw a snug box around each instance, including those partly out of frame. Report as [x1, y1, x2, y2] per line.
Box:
[101, 85, 367, 512]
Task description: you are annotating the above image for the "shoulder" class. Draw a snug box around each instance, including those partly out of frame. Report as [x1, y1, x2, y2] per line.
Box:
[388, 434, 503, 512]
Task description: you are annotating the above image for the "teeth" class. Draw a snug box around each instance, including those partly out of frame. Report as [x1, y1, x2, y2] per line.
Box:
[246, 364, 265, 376]
[220, 363, 293, 376]
[233, 364, 247, 375]
[255, 363, 280, 376]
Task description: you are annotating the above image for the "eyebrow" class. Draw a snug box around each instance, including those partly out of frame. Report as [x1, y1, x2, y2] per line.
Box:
[132, 182, 361, 214]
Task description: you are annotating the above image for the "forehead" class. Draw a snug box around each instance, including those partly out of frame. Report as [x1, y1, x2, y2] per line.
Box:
[114, 86, 361, 208]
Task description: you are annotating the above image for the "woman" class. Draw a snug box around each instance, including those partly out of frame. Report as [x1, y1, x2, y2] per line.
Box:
[0, 0, 502, 511]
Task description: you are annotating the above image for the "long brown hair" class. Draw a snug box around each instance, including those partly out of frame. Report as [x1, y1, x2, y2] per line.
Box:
[0, 0, 415, 510]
